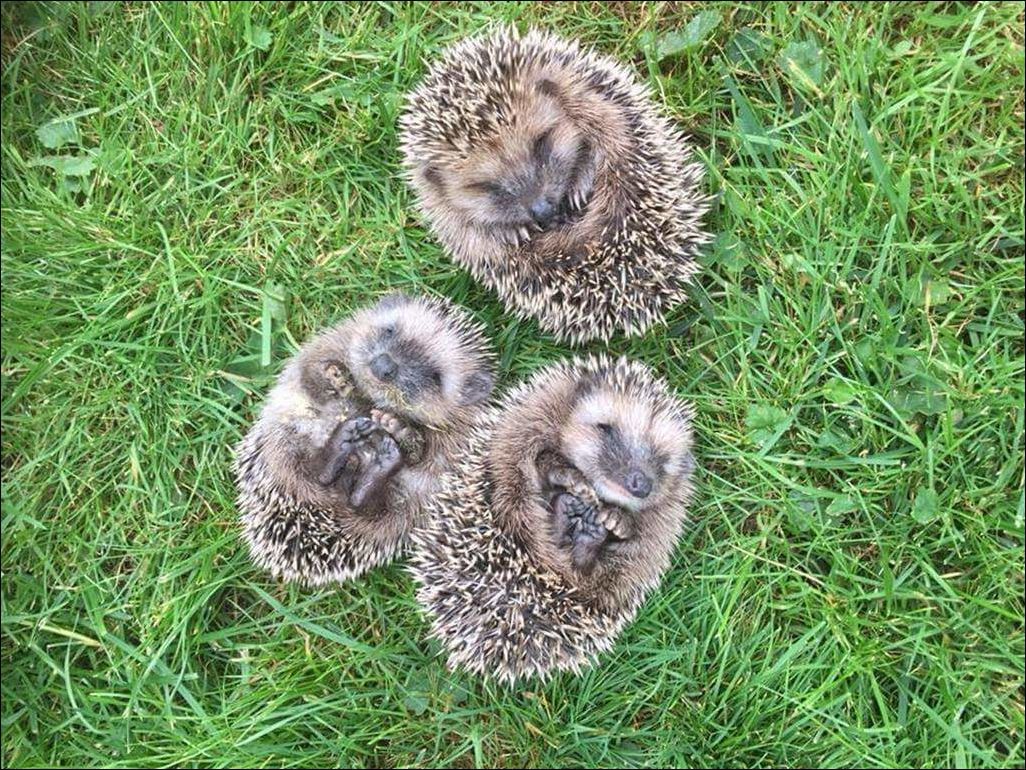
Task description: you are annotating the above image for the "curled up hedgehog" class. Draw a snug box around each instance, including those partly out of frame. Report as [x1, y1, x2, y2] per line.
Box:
[400, 27, 711, 344]
[234, 293, 495, 586]
[409, 355, 696, 682]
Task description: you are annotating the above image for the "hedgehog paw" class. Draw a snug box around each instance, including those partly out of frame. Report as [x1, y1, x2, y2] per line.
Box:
[570, 527, 608, 576]
[323, 361, 354, 396]
[543, 462, 599, 507]
[595, 507, 633, 541]
[550, 492, 616, 574]
[371, 408, 425, 464]
[317, 416, 372, 486]
[546, 465, 579, 490]
[341, 415, 377, 442]
[348, 432, 402, 509]
[550, 492, 581, 549]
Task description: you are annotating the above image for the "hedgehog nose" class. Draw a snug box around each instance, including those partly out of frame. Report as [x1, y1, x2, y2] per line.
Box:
[625, 470, 652, 499]
[370, 353, 398, 382]
[529, 197, 555, 226]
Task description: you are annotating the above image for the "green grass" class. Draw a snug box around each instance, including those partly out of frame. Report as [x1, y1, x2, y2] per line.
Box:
[2, 1, 1023, 767]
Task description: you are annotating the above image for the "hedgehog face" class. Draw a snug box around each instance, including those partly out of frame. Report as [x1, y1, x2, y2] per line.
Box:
[424, 82, 597, 235]
[560, 385, 690, 513]
[344, 295, 494, 427]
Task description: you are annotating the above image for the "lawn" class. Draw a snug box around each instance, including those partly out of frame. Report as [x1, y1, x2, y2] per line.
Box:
[1, 2, 1023, 767]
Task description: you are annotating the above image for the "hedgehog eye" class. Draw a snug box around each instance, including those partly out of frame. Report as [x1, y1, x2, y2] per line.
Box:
[431, 369, 443, 387]
[381, 324, 397, 339]
[597, 422, 614, 436]
[423, 165, 444, 190]
[466, 181, 507, 197]
[532, 128, 554, 163]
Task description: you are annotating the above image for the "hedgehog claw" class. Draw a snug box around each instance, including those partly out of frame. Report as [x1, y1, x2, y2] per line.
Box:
[370, 408, 425, 464]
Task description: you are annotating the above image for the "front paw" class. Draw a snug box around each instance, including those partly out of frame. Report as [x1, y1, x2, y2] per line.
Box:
[594, 507, 633, 541]
[324, 361, 354, 397]
[370, 408, 425, 464]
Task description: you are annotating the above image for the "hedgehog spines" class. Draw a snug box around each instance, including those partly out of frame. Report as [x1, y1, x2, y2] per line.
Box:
[409, 354, 696, 682]
[235, 292, 496, 587]
[401, 27, 711, 344]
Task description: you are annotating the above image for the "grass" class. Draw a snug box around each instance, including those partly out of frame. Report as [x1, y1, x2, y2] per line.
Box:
[1, 1, 1023, 767]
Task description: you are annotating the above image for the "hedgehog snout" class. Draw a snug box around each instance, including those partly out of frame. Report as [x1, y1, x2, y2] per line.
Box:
[529, 197, 556, 227]
[370, 353, 398, 382]
[624, 470, 652, 498]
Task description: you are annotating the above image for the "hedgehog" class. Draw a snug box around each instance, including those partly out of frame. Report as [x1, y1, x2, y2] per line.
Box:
[234, 293, 495, 586]
[409, 355, 696, 682]
[399, 26, 711, 344]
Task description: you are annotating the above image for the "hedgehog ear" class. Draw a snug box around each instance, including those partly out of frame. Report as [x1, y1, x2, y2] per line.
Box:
[536, 79, 561, 99]
[572, 377, 598, 401]
[422, 165, 444, 190]
[459, 371, 494, 406]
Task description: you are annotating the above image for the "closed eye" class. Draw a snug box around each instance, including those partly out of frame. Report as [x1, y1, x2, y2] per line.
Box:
[465, 181, 507, 197]
[532, 128, 554, 164]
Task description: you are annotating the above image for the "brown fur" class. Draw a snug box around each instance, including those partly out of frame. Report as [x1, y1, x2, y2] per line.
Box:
[235, 293, 495, 585]
[487, 357, 694, 610]
[409, 66, 617, 260]
[410, 356, 696, 682]
[401, 27, 710, 343]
